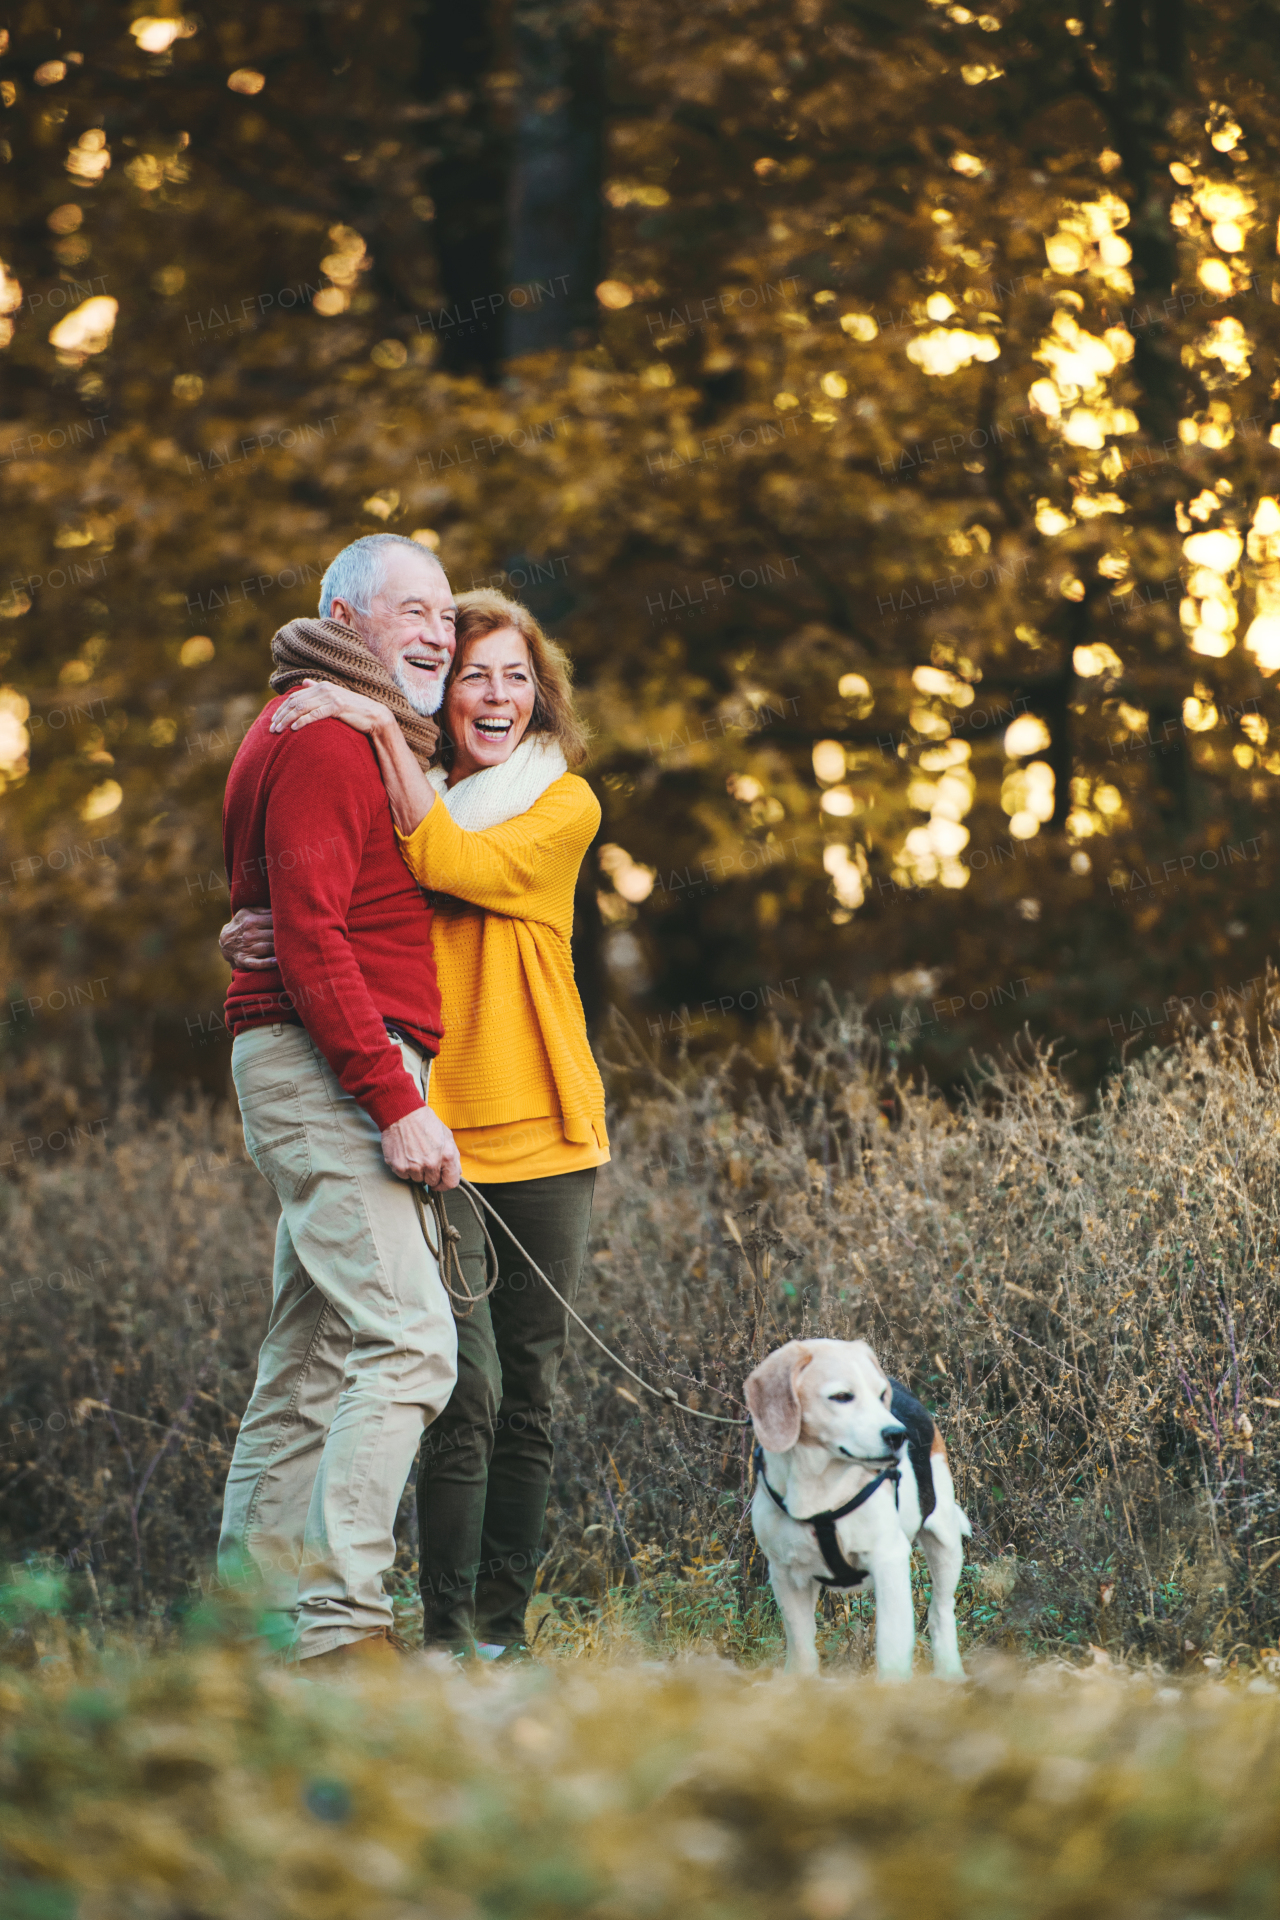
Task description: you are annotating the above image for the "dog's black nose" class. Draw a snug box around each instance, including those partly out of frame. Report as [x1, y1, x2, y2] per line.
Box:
[881, 1425, 908, 1449]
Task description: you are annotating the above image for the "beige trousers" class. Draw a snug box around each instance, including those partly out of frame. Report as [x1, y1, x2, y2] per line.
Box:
[219, 1024, 457, 1658]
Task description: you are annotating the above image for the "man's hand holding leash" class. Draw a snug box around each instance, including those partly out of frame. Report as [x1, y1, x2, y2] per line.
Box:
[381, 1106, 460, 1189]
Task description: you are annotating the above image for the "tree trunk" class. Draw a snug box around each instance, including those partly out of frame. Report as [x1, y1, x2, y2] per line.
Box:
[503, 2, 605, 357]
[1107, 0, 1188, 444]
[420, 1, 513, 379]
[420, 0, 604, 374]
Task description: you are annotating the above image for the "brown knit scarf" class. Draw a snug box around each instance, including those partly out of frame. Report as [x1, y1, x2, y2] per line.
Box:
[269, 616, 440, 769]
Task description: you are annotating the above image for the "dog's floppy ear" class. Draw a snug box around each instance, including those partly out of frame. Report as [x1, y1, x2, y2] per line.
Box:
[745, 1342, 812, 1452]
[850, 1338, 889, 1395]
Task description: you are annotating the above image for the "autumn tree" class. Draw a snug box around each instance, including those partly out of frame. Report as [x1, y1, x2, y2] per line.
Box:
[0, 0, 1278, 1118]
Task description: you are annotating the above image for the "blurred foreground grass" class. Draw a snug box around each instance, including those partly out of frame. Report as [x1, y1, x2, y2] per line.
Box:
[2, 1618, 1280, 1920]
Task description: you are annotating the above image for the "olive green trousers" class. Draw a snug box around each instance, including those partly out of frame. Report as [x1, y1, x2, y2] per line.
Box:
[416, 1167, 596, 1650]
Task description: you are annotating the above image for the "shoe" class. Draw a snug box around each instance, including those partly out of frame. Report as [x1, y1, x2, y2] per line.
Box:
[476, 1641, 531, 1663]
[298, 1630, 404, 1672]
[421, 1635, 476, 1660]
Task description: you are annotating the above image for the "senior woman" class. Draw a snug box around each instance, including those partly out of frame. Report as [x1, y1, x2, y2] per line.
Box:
[221, 588, 607, 1658]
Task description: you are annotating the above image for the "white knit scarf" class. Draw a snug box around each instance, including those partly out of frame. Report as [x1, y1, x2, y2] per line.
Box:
[426, 733, 568, 831]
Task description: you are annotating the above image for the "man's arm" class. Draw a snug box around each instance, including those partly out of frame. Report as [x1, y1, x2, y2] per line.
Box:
[268, 679, 437, 836]
[262, 723, 457, 1186]
[219, 907, 458, 1185]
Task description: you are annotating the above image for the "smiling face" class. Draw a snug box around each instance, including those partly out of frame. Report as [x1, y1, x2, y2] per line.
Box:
[331, 545, 456, 717]
[745, 1339, 909, 1462]
[443, 627, 537, 783]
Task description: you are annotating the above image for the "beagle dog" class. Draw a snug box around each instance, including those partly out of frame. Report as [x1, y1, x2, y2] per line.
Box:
[745, 1338, 970, 1679]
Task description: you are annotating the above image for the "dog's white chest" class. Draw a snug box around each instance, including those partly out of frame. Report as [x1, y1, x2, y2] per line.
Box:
[753, 1492, 860, 1581]
[752, 1476, 908, 1583]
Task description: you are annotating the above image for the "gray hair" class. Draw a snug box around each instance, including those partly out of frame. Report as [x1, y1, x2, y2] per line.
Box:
[318, 534, 444, 621]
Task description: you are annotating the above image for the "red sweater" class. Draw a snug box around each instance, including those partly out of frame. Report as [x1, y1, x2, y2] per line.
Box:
[222, 700, 441, 1131]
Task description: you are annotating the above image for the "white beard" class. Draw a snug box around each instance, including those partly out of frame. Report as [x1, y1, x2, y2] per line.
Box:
[394, 663, 446, 717]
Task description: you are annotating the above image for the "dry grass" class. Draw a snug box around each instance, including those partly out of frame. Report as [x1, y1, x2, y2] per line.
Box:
[2, 1630, 1280, 1920]
[7, 1002, 1280, 1917]
[4, 992, 1280, 1672]
[552, 989, 1280, 1668]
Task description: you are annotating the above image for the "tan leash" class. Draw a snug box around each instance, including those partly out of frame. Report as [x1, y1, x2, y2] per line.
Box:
[415, 1177, 747, 1427]
[412, 1180, 501, 1316]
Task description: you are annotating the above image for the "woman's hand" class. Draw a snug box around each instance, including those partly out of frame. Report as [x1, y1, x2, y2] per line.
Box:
[220, 906, 277, 970]
[270, 678, 436, 838]
[270, 678, 393, 738]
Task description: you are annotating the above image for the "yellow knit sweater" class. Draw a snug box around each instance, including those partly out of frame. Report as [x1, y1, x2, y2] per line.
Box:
[396, 773, 608, 1158]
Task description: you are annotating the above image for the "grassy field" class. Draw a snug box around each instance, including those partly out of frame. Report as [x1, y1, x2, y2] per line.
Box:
[5, 992, 1280, 1666]
[2, 1613, 1280, 1920]
[5, 998, 1280, 1912]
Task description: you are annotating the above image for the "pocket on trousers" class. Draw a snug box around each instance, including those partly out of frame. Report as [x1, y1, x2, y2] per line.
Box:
[238, 1079, 312, 1201]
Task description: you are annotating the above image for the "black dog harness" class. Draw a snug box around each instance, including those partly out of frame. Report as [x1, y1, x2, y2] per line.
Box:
[753, 1442, 900, 1589]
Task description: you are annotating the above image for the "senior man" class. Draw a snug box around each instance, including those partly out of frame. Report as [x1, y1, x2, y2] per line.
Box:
[219, 533, 462, 1666]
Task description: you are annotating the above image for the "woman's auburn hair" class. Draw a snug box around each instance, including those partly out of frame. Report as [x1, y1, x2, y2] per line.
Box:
[442, 587, 590, 769]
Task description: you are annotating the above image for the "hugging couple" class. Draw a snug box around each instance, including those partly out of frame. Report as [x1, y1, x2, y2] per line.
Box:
[216, 532, 608, 1668]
